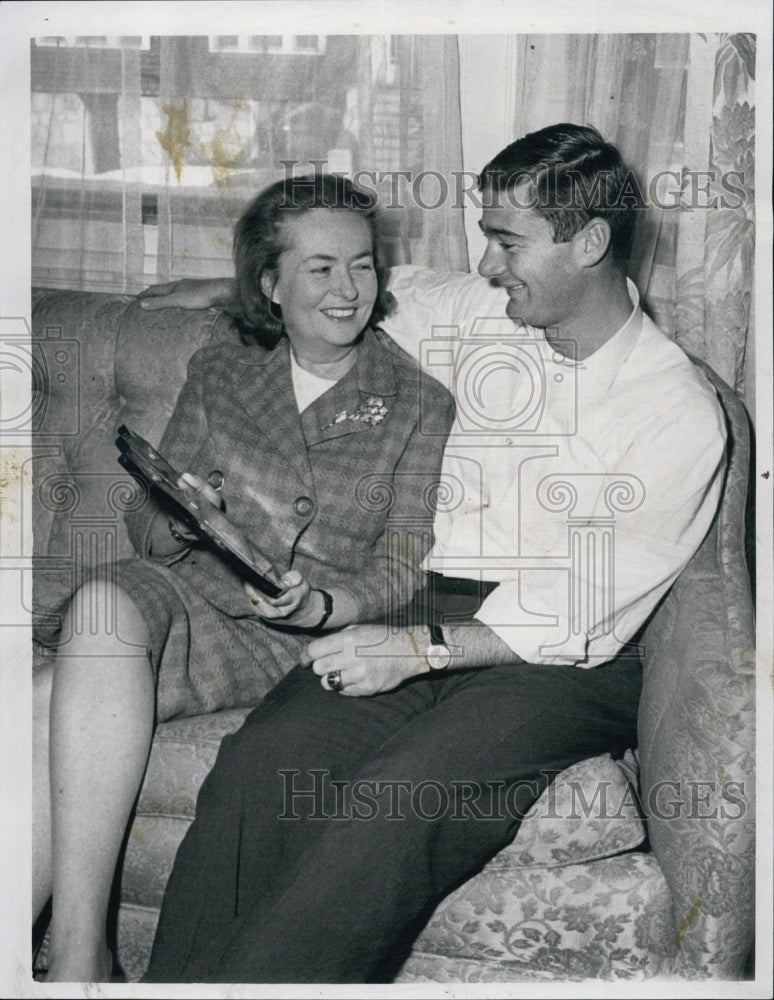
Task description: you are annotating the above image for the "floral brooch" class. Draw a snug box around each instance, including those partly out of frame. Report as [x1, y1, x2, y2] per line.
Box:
[322, 395, 388, 430]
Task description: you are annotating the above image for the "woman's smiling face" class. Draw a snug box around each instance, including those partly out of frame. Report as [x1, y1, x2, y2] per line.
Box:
[262, 208, 379, 364]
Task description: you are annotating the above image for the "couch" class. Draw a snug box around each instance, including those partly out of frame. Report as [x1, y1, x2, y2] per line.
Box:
[30, 288, 755, 983]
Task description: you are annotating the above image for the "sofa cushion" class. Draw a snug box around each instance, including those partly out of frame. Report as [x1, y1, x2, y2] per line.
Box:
[134, 708, 250, 817]
[115, 853, 670, 985]
[121, 710, 252, 912]
[494, 751, 645, 870]
[31, 292, 242, 622]
[32, 293, 138, 620]
[113, 301, 238, 445]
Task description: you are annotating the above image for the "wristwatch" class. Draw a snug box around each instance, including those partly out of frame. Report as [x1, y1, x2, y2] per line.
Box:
[425, 622, 452, 671]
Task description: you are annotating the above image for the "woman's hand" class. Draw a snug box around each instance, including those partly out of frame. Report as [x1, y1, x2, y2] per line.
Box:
[166, 472, 224, 543]
[245, 571, 326, 629]
[138, 277, 235, 311]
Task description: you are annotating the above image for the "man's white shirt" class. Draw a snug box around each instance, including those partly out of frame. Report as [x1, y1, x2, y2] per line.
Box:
[380, 265, 727, 667]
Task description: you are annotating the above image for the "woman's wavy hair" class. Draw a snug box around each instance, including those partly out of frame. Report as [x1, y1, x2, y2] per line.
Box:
[232, 173, 392, 347]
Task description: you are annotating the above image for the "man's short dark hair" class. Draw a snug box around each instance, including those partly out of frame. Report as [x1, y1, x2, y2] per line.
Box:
[478, 123, 641, 260]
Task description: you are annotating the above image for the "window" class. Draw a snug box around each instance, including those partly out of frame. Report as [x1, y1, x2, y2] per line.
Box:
[32, 35, 462, 292]
[208, 35, 326, 55]
[34, 36, 151, 50]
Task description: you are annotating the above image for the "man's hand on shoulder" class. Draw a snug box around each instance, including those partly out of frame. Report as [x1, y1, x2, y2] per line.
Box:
[138, 277, 235, 311]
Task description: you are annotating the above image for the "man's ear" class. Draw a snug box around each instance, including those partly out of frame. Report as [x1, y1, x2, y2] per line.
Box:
[260, 270, 279, 303]
[574, 218, 612, 267]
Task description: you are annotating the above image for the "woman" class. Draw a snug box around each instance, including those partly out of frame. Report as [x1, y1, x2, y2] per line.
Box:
[33, 174, 454, 981]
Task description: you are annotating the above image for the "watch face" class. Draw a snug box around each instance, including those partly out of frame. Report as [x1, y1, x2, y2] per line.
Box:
[426, 643, 452, 670]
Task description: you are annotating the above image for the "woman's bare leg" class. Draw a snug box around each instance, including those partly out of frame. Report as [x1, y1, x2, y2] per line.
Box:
[40, 580, 155, 982]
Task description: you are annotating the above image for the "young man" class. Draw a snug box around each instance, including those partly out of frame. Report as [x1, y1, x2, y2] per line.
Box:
[142, 124, 726, 982]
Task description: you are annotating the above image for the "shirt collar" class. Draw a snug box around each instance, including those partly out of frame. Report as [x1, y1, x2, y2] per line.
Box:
[537, 278, 643, 393]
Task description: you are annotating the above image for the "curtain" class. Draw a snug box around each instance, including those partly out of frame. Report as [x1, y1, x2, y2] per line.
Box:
[673, 35, 755, 405]
[31, 35, 467, 293]
[502, 33, 756, 408]
[31, 33, 756, 408]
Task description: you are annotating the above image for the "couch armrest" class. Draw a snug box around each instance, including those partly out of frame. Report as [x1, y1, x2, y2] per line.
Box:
[637, 362, 755, 978]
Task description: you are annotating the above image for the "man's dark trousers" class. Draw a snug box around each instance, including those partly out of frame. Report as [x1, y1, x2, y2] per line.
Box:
[146, 627, 641, 983]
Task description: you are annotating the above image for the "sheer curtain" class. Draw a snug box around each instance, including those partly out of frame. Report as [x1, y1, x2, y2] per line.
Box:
[31, 33, 756, 408]
[31, 35, 467, 293]
[484, 33, 755, 408]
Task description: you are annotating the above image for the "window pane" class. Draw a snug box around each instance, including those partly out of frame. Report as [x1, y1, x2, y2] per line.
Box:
[32, 34, 442, 289]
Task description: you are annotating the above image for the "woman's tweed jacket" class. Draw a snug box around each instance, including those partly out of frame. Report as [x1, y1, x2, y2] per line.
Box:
[125, 327, 455, 626]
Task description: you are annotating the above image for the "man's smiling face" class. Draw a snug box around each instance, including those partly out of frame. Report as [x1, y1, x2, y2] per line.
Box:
[477, 182, 585, 334]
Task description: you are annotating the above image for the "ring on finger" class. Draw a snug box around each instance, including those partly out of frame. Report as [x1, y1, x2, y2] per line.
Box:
[327, 669, 345, 693]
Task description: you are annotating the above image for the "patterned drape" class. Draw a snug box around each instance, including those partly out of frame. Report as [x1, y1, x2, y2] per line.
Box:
[674, 35, 755, 403]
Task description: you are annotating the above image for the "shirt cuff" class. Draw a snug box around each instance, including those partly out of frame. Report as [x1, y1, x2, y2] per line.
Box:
[475, 577, 591, 667]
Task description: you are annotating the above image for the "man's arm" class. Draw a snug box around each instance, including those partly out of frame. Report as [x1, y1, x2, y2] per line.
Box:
[302, 618, 522, 697]
[138, 277, 235, 311]
[378, 265, 508, 366]
[474, 374, 728, 668]
[444, 622, 524, 667]
[136, 267, 509, 371]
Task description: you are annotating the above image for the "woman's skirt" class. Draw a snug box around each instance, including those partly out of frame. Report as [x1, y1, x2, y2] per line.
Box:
[37, 556, 308, 722]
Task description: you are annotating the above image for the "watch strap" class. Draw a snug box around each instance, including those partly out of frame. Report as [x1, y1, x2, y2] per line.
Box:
[168, 517, 193, 548]
[429, 621, 446, 647]
[315, 589, 334, 630]
[426, 621, 451, 671]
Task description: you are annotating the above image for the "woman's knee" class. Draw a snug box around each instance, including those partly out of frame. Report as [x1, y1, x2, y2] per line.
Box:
[60, 580, 151, 654]
[69, 577, 134, 618]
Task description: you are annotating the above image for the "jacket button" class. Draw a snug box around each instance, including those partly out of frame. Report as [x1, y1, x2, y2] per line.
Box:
[293, 496, 314, 517]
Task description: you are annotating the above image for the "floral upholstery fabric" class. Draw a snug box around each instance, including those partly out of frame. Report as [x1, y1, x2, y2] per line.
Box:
[31, 292, 755, 984]
[636, 362, 755, 979]
[399, 855, 675, 982]
[31, 292, 237, 625]
[121, 839, 669, 986]
[499, 752, 644, 870]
